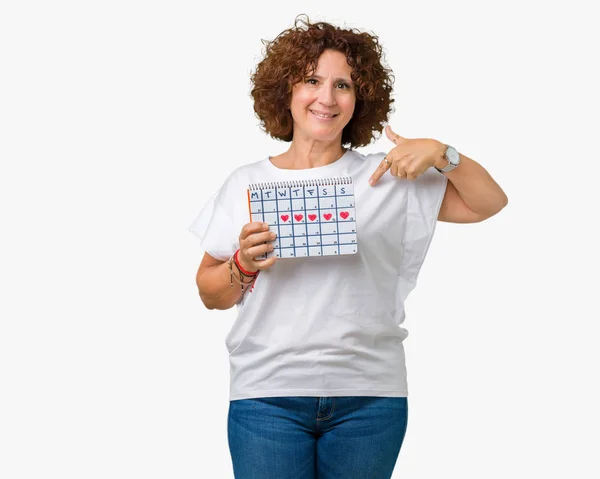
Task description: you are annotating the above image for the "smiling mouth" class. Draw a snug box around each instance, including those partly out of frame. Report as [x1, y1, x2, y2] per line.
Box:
[310, 110, 339, 119]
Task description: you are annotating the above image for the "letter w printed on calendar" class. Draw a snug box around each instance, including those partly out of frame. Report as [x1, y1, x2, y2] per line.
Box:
[247, 177, 358, 259]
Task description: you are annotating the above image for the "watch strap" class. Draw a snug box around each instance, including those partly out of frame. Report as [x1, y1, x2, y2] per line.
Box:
[435, 145, 458, 173]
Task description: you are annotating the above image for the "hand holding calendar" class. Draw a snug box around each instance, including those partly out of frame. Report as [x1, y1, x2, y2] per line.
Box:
[237, 222, 278, 272]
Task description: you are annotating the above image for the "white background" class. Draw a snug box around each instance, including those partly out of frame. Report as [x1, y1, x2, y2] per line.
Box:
[1, 1, 599, 478]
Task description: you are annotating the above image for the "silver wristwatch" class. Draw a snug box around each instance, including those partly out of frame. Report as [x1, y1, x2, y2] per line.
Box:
[435, 144, 460, 173]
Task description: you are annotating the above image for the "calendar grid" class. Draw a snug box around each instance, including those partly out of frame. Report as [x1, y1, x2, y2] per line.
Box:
[248, 177, 357, 259]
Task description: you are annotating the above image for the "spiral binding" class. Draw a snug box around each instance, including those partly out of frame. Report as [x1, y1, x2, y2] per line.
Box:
[248, 176, 353, 190]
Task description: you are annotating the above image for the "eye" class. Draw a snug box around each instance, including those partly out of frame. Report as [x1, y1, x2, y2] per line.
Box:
[306, 78, 318, 85]
[337, 83, 351, 89]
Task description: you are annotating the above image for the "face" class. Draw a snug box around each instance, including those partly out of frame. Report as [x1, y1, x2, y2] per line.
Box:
[289, 49, 356, 144]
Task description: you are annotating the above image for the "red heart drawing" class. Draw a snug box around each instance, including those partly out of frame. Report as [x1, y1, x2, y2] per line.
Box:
[308, 214, 317, 221]
[294, 214, 303, 222]
[280, 215, 289, 222]
[323, 213, 332, 220]
[340, 211, 349, 219]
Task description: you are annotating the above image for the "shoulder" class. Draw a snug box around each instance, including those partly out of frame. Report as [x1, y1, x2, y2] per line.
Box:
[343, 149, 386, 177]
[351, 149, 386, 166]
[226, 158, 268, 182]
[207, 157, 277, 219]
[216, 158, 269, 194]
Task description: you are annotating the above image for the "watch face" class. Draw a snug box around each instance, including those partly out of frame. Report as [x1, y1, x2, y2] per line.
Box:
[446, 146, 460, 165]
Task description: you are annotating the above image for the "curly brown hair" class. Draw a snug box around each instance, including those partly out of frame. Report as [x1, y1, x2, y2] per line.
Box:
[250, 14, 395, 149]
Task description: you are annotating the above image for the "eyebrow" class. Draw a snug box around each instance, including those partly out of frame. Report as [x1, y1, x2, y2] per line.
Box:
[309, 74, 353, 84]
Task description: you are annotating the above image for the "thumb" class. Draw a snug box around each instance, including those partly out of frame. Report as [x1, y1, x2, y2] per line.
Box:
[385, 125, 406, 144]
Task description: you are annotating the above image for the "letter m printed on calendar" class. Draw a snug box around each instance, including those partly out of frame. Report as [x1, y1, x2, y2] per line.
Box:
[248, 177, 358, 259]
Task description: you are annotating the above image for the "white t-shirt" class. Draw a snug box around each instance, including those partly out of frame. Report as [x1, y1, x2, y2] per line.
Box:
[189, 149, 447, 401]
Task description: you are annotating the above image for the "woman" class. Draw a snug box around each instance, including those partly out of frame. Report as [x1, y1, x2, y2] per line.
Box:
[189, 15, 507, 479]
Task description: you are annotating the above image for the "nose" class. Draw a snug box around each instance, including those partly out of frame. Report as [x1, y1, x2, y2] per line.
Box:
[318, 83, 336, 107]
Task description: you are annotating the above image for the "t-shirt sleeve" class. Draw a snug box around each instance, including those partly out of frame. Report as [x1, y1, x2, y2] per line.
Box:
[188, 187, 240, 262]
[401, 168, 448, 279]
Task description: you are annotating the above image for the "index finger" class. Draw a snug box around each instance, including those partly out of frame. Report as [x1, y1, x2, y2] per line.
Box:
[369, 156, 391, 186]
[241, 221, 270, 239]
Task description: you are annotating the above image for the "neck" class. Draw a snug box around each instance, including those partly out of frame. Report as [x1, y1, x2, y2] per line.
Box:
[282, 138, 346, 170]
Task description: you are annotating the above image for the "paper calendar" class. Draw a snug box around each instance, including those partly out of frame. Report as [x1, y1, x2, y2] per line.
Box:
[248, 177, 358, 259]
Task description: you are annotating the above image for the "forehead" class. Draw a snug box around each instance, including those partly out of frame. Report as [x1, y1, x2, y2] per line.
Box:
[310, 50, 352, 76]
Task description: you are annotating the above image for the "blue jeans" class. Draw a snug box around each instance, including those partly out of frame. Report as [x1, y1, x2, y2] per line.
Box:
[227, 396, 408, 478]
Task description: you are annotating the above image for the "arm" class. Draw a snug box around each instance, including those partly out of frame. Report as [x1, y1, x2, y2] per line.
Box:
[195, 222, 277, 310]
[435, 148, 508, 223]
[195, 252, 248, 310]
[368, 127, 508, 222]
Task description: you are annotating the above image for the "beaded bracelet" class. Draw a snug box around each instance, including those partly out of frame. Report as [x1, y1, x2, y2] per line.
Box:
[228, 250, 258, 292]
[228, 256, 256, 292]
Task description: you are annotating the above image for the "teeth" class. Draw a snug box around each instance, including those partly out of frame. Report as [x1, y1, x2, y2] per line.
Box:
[311, 110, 335, 118]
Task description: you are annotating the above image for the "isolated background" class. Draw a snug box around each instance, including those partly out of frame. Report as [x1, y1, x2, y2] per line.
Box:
[1, 0, 599, 478]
